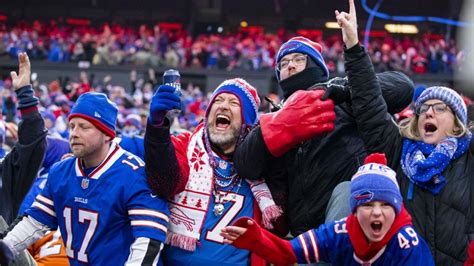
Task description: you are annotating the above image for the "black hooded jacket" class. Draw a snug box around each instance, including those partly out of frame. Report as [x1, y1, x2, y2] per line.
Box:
[233, 62, 414, 235]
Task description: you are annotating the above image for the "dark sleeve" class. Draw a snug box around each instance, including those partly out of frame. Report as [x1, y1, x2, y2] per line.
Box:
[144, 121, 188, 198]
[335, 70, 413, 114]
[234, 126, 289, 223]
[2, 103, 47, 222]
[234, 126, 274, 181]
[346, 44, 402, 167]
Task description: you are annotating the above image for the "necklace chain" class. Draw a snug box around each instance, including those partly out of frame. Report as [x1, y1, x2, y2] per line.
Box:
[213, 173, 242, 216]
[213, 177, 243, 204]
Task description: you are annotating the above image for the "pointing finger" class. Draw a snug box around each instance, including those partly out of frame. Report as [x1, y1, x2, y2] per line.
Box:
[349, 0, 356, 16]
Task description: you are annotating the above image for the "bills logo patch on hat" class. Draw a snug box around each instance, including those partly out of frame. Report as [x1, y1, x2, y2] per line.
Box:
[94, 111, 101, 118]
[354, 190, 374, 202]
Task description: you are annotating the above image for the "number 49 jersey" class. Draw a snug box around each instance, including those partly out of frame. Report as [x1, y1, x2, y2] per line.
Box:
[26, 145, 169, 266]
[291, 218, 434, 265]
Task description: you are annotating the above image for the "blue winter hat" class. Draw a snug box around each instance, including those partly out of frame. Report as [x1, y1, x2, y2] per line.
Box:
[412, 85, 426, 103]
[350, 153, 402, 215]
[414, 86, 467, 125]
[206, 78, 260, 126]
[275, 36, 329, 81]
[41, 110, 57, 124]
[69, 92, 118, 138]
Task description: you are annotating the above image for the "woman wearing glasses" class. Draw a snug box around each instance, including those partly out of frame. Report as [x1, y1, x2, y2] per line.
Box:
[337, 0, 473, 264]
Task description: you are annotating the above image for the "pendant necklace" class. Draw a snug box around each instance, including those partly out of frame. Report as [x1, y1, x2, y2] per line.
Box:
[213, 177, 242, 216]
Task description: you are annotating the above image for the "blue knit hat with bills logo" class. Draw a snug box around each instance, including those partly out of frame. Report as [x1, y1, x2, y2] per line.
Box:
[350, 153, 402, 214]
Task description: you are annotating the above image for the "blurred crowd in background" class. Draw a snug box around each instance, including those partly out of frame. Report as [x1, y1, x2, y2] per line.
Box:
[0, 67, 212, 153]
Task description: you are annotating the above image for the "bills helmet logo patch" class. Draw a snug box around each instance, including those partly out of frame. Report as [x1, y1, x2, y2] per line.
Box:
[354, 190, 374, 203]
[280, 42, 302, 54]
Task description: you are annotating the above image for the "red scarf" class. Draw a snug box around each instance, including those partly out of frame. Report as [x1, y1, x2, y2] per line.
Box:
[346, 205, 412, 262]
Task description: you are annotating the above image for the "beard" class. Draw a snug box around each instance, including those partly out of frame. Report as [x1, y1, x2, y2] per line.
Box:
[206, 123, 241, 152]
[70, 138, 105, 161]
[71, 143, 100, 159]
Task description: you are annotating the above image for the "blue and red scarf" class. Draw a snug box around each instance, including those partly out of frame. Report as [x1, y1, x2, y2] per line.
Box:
[347, 205, 412, 262]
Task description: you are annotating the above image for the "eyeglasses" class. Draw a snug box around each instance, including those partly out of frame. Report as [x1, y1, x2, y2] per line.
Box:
[277, 55, 307, 71]
[416, 103, 451, 115]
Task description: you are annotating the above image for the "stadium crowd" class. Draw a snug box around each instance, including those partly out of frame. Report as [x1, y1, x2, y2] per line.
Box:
[0, 19, 465, 75]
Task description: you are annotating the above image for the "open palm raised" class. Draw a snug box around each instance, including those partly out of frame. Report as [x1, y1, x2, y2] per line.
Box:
[11, 52, 31, 90]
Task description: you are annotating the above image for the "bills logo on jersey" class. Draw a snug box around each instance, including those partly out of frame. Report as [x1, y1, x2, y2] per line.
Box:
[81, 178, 90, 189]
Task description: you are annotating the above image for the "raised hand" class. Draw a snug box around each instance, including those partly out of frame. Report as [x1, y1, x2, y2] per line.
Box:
[335, 0, 359, 49]
[11, 52, 31, 90]
[148, 85, 181, 126]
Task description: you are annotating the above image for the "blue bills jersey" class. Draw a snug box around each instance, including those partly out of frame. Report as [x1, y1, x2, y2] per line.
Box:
[26, 144, 169, 266]
[291, 218, 434, 265]
[164, 180, 254, 266]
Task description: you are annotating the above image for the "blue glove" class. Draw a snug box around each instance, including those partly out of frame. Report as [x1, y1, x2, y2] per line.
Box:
[148, 85, 182, 126]
[0, 239, 15, 265]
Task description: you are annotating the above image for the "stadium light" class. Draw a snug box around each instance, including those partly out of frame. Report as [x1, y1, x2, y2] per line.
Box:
[384, 24, 419, 34]
[240, 21, 248, 28]
[325, 22, 340, 29]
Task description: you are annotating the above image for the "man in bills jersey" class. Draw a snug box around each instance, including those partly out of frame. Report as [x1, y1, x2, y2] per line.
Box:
[0, 92, 169, 265]
[221, 153, 434, 265]
[145, 78, 284, 265]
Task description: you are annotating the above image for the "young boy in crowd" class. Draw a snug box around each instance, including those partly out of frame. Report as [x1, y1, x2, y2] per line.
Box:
[221, 153, 434, 265]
